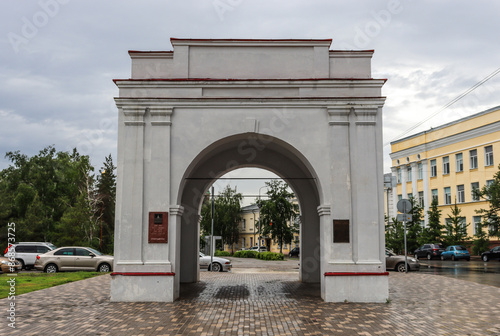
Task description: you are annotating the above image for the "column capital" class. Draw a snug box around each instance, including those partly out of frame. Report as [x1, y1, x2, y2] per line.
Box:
[169, 205, 184, 217]
[327, 106, 351, 126]
[317, 204, 331, 217]
[353, 106, 378, 126]
[150, 107, 174, 126]
[121, 107, 146, 126]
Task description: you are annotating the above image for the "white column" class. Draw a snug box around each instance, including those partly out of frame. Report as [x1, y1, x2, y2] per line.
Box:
[327, 107, 353, 263]
[411, 163, 418, 198]
[170, 205, 184, 300]
[143, 107, 173, 268]
[114, 106, 145, 271]
[350, 106, 383, 266]
[401, 165, 407, 198]
[421, 159, 430, 225]
[391, 167, 398, 220]
[317, 205, 331, 300]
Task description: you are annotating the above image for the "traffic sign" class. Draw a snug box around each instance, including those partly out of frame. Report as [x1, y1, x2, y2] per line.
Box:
[397, 214, 412, 222]
[397, 199, 412, 214]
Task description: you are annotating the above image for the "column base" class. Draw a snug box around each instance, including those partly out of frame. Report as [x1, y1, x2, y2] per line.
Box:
[323, 272, 389, 303]
[110, 272, 176, 302]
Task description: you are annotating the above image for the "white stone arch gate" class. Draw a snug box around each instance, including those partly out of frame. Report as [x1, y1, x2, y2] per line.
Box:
[110, 38, 389, 303]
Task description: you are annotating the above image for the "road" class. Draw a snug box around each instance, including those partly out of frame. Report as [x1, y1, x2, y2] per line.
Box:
[227, 256, 500, 288]
[418, 258, 500, 288]
[21, 255, 500, 288]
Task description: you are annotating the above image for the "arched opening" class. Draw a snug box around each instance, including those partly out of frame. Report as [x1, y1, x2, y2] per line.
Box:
[176, 133, 322, 293]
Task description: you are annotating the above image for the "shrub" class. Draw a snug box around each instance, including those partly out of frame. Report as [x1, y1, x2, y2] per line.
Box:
[256, 252, 284, 261]
[233, 250, 258, 258]
[214, 250, 231, 257]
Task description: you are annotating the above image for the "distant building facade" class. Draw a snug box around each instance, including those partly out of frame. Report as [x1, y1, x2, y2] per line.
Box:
[389, 105, 500, 239]
[223, 203, 300, 254]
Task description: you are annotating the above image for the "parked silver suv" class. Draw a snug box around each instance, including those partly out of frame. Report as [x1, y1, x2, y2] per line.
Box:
[4, 242, 57, 270]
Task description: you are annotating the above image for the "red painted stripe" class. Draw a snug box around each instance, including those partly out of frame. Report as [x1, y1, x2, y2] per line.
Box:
[324, 272, 389, 276]
[330, 50, 374, 53]
[170, 38, 332, 43]
[128, 50, 173, 54]
[110, 272, 175, 276]
[113, 77, 386, 83]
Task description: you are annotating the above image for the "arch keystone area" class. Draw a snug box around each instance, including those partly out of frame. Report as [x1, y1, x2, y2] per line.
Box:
[110, 38, 388, 303]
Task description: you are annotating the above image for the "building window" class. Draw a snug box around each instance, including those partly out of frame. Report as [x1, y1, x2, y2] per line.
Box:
[431, 189, 438, 203]
[470, 149, 478, 169]
[407, 193, 413, 200]
[430, 159, 437, 177]
[241, 237, 246, 248]
[473, 216, 482, 235]
[485, 145, 493, 166]
[455, 153, 463, 172]
[398, 194, 402, 201]
[397, 168, 402, 184]
[417, 162, 423, 180]
[443, 156, 450, 175]
[250, 237, 253, 247]
[457, 185, 465, 203]
[407, 166, 412, 182]
[418, 191, 424, 206]
[460, 217, 467, 230]
[242, 219, 246, 230]
[486, 180, 494, 200]
[444, 187, 451, 205]
[471, 182, 480, 201]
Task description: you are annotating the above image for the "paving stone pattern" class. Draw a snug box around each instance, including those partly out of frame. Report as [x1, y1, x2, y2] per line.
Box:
[2, 272, 500, 335]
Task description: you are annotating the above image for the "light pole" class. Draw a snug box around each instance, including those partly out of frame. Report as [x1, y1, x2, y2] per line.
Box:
[252, 209, 256, 250]
[99, 169, 106, 251]
[258, 186, 267, 251]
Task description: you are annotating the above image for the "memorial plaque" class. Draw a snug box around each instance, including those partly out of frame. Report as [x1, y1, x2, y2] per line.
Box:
[333, 219, 350, 243]
[148, 212, 168, 243]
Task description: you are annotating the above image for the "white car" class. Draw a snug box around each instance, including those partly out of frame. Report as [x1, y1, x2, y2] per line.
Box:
[4, 242, 57, 270]
[199, 252, 232, 272]
[249, 246, 268, 252]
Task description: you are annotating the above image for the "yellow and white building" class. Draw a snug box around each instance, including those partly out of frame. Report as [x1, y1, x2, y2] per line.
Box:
[389, 105, 500, 238]
[224, 203, 300, 254]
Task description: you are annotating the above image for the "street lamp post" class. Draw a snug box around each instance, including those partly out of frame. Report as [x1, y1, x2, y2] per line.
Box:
[258, 186, 267, 251]
[252, 209, 256, 250]
[99, 169, 106, 251]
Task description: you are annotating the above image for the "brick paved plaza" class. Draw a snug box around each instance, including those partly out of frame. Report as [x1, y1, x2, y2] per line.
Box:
[2, 271, 500, 335]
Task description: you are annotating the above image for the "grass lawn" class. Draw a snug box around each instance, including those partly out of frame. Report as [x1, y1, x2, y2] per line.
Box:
[0, 272, 104, 299]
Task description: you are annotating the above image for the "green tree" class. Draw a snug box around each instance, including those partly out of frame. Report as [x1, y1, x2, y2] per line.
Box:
[471, 219, 489, 255]
[256, 180, 299, 254]
[419, 198, 444, 245]
[0, 146, 99, 247]
[443, 201, 469, 246]
[405, 197, 423, 254]
[474, 163, 500, 239]
[385, 216, 404, 255]
[95, 155, 116, 253]
[200, 185, 242, 253]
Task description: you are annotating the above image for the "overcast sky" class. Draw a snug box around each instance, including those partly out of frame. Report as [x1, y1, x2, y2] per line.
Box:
[1, 1, 499, 204]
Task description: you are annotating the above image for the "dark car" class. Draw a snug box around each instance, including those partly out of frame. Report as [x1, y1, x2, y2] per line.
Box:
[289, 247, 300, 258]
[414, 244, 445, 260]
[481, 246, 500, 262]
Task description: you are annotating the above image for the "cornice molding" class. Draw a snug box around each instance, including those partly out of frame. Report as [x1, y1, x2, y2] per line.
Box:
[115, 97, 386, 109]
[390, 121, 500, 161]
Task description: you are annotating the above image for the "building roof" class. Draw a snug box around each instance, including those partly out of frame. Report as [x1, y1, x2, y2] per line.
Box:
[390, 105, 500, 145]
[241, 204, 259, 212]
